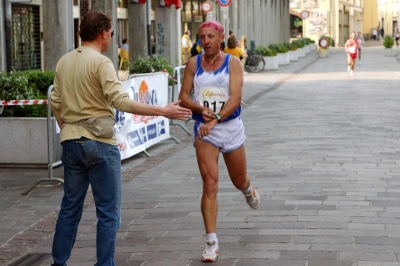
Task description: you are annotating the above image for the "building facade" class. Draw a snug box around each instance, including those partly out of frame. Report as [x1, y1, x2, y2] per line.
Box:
[377, 0, 400, 36]
[0, 0, 290, 73]
[290, 0, 377, 46]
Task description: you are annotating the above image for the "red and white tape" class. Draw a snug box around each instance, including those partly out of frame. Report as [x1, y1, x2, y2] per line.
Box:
[0, 99, 48, 106]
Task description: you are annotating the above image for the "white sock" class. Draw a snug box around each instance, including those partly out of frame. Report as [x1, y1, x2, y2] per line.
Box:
[242, 186, 252, 195]
[207, 233, 218, 245]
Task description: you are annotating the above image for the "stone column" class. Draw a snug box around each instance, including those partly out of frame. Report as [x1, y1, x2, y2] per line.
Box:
[91, 0, 118, 69]
[237, 0, 245, 39]
[128, 3, 147, 62]
[155, 7, 176, 66]
[42, 0, 74, 71]
[231, 0, 237, 36]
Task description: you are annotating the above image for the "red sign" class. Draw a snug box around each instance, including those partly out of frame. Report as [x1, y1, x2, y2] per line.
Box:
[202, 2, 212, 13]
[218, 0, 232, 7]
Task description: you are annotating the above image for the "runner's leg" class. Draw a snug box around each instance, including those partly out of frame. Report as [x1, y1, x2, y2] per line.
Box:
[195, 139, 220, 234]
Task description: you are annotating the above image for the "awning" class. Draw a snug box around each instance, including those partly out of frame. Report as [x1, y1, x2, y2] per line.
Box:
[164, 0, 181, 9]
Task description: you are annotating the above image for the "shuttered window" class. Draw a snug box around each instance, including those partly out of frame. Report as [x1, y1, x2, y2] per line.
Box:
[12, 5, 41, 71]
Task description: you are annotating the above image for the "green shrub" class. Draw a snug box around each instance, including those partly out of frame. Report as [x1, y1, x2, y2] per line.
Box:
[293, 39, 305, 48]
[268, 43, 280, 51]
[277, 44, 289, 53]
[305, 38, 311, 45]
[129, 56, 174, 85]
[255, 46, 277, 56]
[0, 71, 53, 117]
[289, 42, 298, 51]
[383, 35, 394, 48]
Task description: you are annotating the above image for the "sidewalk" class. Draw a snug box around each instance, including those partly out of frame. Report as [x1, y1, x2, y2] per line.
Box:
[2, 45, 400, 266]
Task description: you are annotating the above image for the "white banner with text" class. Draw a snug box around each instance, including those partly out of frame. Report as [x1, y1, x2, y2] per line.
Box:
[114, 72, 170, 160]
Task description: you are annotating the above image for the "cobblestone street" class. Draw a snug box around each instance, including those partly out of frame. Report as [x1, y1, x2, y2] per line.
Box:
[2, 42, 400, 265]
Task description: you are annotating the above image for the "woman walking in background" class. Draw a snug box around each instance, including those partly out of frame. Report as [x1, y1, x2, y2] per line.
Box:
[344, 32, 360, 77]
[356, 31, 365, 64]
[395, 28, 400, 48]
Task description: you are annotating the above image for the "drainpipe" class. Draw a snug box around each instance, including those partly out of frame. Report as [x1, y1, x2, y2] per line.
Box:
[5, 0, 12, 71]
[146, 0, 151, 56]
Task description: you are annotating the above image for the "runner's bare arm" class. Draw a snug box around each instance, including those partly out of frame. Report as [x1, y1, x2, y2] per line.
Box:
[217, 56, 243, 121]
[179, 56, 214, 121]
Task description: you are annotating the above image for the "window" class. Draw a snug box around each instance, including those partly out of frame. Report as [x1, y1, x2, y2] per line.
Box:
[12, 5, 41, 71]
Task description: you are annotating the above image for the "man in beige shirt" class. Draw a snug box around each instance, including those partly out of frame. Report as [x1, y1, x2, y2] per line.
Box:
[50, 12, 191, 266]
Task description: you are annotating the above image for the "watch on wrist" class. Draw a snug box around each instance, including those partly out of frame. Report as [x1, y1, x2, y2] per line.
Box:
[215, 113, 221, 123]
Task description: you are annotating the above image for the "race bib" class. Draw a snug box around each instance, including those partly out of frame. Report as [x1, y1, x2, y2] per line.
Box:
[199, 86, 230, 113]
[348, 46, 356, 54]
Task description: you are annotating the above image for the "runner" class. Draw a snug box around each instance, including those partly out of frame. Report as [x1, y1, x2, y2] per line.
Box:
[178, 21, 260, 262]
[344, 32, 360, 76]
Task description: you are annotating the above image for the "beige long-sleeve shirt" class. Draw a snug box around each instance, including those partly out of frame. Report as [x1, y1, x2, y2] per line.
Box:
[50, 46, 133, 145]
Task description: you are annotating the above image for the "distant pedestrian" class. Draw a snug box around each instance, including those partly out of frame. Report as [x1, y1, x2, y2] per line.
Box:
[381, 27, 385, 38]
[356, 31, 364, 64]
[377, 27, 381, 41]
[151, 35, 156, 55]
[120, 38, 129, 51]
[240, 35, 248, 73]
[224, 35, 245, 61]
[182, 29, 192, 65]
[395, 28, 400, 48]
[344, 32, 360, 76]
[191, 33, 203, 57]
[372, 28, 377, 40]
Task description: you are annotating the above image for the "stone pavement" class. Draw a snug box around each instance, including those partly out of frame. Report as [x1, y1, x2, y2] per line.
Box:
[2, 40, 400, 266]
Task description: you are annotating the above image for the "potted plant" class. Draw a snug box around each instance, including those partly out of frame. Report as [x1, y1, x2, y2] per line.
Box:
[304, 38, 311, 53]
[383, 35, 394, 57]
[255, 46, 278, 70]
[130, 56, 175, 100]
[310, 39, 317, 51]
[0, 70, 62, 166]
[285, 42, 298, 62]
[294, 39, 306, 58]
[272, 43, 290, 66]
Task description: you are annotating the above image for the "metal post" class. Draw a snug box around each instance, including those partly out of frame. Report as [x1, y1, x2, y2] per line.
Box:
[146, 0, 151, 56]
[5, 0, 12, 71]
[22, 85, 64, 195]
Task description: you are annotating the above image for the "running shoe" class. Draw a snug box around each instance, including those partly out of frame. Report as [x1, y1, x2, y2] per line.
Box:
[359, 61, 361, 65]
[350, 70, 354, 76]
[244, 186, 260, 209]
[201, 241, 219, 262]
[347, 65, 351, 72]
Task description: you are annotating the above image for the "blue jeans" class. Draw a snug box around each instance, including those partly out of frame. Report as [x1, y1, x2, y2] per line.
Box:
[52, 137, 121, 266]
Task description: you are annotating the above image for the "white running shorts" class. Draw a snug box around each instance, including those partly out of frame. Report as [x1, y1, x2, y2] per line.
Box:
[193, 117, 246, 154]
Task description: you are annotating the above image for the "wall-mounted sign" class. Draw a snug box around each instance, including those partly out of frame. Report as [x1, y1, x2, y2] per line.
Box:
[218, 0, 232, 7]
[300, 10, 309, 19]
[201, 2, 212, 13]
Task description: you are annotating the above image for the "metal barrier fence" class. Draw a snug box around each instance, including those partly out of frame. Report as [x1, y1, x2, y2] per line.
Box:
[21, 85, 64, 195]
[171, 66, 191, 135]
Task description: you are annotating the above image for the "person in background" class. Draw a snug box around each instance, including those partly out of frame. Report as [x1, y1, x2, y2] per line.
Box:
[182, 29, 192, 65]
[50, 12, 192, 266]
[395, 28, 400, 48]
[224, 35, 245, 63]
[120, 38, 129, 50]
[356, 31, 364, 64]
[240, 35, 248, 73]
[381, 27, 385, 39]
[191, 33, 203, 57]
[151, 35, 156, 55]
[372, 28, 377, 41]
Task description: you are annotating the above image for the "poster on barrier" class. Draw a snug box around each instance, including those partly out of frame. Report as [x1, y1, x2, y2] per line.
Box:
[114, 72, 170, 160]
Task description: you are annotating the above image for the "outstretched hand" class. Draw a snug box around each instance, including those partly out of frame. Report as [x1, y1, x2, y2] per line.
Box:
[163, 100, 192, 121]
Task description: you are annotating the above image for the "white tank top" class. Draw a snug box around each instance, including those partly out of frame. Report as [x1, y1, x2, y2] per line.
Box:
[192, 54, 241, 123]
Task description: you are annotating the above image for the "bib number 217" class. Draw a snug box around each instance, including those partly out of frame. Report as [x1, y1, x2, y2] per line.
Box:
[203, 100, 225, 113]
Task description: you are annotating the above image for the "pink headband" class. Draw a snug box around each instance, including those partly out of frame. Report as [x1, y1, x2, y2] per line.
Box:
[199, 21, 224, 35]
